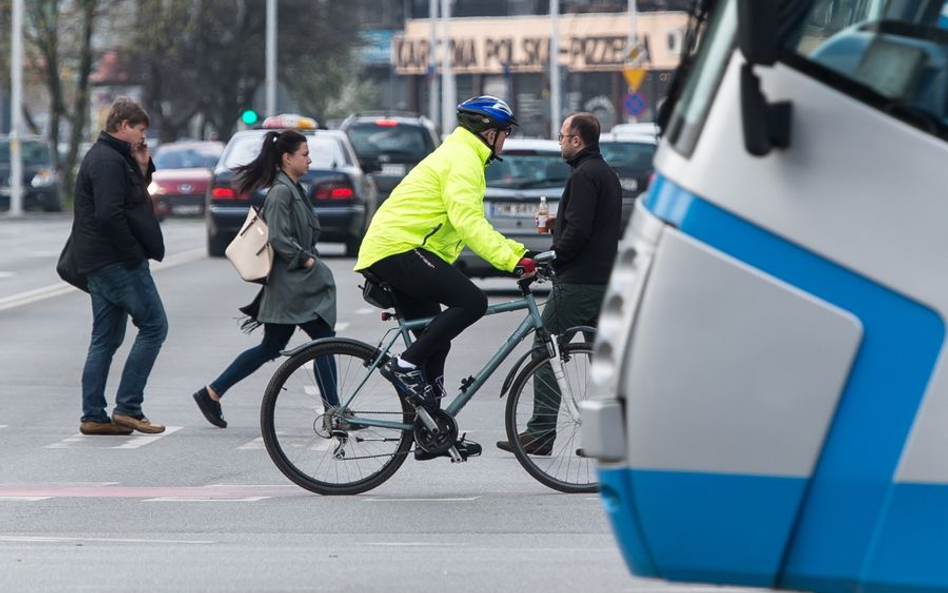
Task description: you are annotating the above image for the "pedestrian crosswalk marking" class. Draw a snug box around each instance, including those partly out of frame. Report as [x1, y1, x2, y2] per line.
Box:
[143, 496, 271, 503]
[46, 426, 183, 449]
[0, 496, 51, 501]
[0, 535, 214, 544]
[238, 437, 266, 450]
[0, 484, 305, 501]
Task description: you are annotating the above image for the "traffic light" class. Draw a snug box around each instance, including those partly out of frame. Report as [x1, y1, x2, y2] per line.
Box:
[240, 109, 260, 126]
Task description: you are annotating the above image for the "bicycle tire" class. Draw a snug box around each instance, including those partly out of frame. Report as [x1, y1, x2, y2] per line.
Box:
[504, 342, 599, 493]
[261, 339, 413, 495]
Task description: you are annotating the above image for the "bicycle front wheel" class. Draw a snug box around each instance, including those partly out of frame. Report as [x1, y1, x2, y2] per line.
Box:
[505, 342, 598, 493]
[261, 339, 413, 495]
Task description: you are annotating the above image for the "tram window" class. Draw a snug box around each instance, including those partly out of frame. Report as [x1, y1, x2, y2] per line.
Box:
[783, 0, 948, 137]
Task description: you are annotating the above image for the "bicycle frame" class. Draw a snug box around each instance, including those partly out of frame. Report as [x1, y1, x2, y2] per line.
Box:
[337, 291, 548, 432]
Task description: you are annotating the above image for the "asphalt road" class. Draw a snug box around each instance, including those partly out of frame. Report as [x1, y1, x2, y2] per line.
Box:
[0, 216, 755, 593]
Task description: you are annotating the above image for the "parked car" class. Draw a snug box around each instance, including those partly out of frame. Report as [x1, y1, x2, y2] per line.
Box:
[205, 115, 380, 258]
[0, 135, 63, 212]
[340, 112, 438, 201]
[454, 139, 568, 278]
[599, 132, 658, 228]
[149, 140, 224, 219]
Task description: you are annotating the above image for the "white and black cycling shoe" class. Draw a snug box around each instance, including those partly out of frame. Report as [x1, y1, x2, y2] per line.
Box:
[380, 357, 438, 410]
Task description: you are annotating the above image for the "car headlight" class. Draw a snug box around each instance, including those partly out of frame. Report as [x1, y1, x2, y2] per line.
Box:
[148, 181, 162, 195]
[30, 168, 57, 188]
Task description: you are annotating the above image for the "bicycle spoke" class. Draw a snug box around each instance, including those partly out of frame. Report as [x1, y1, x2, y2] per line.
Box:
[506, 343, 598, 493]
[262, 340, 412, 495]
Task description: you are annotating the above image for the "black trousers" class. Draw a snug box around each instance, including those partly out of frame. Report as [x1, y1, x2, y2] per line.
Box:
[368, 249, 488, 393]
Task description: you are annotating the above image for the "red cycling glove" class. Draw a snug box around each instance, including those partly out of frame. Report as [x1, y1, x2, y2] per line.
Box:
[515, 257, 536, 276]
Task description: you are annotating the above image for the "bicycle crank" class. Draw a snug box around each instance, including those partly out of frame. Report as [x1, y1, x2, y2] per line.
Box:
[413, 409, 458, 454]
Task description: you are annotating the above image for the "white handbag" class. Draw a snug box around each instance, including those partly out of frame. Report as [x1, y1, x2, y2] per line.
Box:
[225, 206, 273, 284]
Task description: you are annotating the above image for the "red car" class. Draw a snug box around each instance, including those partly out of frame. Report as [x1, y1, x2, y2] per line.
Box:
[149, 141, 224, 219]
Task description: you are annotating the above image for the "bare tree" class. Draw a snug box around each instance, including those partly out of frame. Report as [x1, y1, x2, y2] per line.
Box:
[123, 0, 370, 141]
[24, 0, 102, 195]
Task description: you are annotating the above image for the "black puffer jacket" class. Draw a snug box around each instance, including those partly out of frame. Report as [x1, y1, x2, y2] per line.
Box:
[551, 146, 621, 285]
[72, 132, 164, 274]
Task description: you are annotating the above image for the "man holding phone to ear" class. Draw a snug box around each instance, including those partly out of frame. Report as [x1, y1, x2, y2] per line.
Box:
[70, 97, 168, 436]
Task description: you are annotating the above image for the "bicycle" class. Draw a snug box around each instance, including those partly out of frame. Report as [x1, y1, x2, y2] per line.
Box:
[260, 251, 598, 495]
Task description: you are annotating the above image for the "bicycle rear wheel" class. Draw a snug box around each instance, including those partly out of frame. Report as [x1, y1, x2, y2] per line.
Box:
[261, 339, 413, 495]
[505, 342, 599, 493]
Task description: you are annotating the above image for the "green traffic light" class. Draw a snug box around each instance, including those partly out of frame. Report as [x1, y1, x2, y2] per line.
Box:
[241, 109, 259, 126]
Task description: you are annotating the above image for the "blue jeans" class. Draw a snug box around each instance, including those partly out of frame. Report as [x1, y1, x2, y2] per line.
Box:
[210, 318, 337, 405]
[81, 261, 168, 422]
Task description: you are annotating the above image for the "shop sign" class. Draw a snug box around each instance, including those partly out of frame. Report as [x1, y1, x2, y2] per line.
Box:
[393, 13, 687, 75]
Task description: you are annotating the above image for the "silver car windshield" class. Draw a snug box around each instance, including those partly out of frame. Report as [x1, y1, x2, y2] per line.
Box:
[486, 152, 571, 190]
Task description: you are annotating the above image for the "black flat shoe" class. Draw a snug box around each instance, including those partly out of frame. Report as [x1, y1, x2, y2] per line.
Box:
[193, 388, 227, 428]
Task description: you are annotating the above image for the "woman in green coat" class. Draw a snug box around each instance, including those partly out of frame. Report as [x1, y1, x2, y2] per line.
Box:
[192, 130, 337, 428]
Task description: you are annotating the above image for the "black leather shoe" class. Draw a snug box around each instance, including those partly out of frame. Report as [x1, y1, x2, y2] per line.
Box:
[193, 388, 227, 428]
[415, 438, 482, 461]
[496, 431, 553, 456]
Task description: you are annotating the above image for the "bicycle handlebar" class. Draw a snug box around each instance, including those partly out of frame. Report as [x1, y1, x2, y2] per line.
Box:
[517, 250, 556, 293]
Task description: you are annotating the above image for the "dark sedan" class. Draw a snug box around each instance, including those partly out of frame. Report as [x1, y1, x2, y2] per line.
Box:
[340, 113, 438, 202]
[0, 136, 63, 212]
[206, 127, 379, 257]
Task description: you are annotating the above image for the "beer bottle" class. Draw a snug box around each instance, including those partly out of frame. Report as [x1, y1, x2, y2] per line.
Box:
[537, 196, 549, 234]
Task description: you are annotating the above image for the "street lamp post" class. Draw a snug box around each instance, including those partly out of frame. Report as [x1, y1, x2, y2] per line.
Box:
[550, 0, 560, 140]
[265, 0, 277, 117]
[428, 0, 439, 132]
[440, 0, 455, 136]
[9, 0, 24, 217]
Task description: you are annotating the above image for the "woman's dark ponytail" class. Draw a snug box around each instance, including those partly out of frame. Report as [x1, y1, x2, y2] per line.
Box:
[233, 130, 307, 195]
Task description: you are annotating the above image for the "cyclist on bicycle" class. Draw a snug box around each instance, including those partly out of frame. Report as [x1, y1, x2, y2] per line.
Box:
[354, 95, 536, 460]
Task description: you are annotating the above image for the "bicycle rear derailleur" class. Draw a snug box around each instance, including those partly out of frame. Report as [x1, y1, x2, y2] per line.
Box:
[413, 408, 458, 455]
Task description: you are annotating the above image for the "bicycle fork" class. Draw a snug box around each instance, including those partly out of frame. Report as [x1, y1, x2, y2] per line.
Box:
[547, 336, 582, 423]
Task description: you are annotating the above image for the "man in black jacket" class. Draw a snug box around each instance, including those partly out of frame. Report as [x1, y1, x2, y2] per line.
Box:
[73, 97, 168, 436]
[497, 112, 621, 455]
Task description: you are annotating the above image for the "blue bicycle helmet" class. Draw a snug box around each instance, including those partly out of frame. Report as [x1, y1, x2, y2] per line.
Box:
[457, 95, 519, 133]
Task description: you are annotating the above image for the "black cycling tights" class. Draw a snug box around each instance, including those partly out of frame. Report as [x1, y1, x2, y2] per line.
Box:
[368, 249, 488, 390]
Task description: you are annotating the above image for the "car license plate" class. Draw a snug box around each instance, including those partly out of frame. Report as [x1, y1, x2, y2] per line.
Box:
[620, 178, 639, 192]
[172, 205, 202, 215]
[380, 163, 406, 176]
[492, 202, 539, 217]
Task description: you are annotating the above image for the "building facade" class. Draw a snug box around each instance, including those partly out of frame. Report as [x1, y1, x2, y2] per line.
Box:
[393, 11, 687, 137]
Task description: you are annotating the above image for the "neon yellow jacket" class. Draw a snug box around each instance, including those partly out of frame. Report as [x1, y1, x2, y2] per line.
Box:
[355, 127, 526, 272]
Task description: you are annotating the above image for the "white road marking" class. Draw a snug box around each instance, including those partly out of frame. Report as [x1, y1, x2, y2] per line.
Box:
[355, 307, 376, 315]
[0, 535, 214, 544]
[143, 496, 270, 503]
[0, 497, 51, 502]
[113, 426, 183, 449]
[335, 322, 350, 331]
[237, 437, 266, 450]
[27, 251, 61, 257]
[367, 542, 465, 547]
[0, 248, 206, 312]
[0, 272, 14, 278]
[46, 426, 182, 449]
[363, 497, 481, 502]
